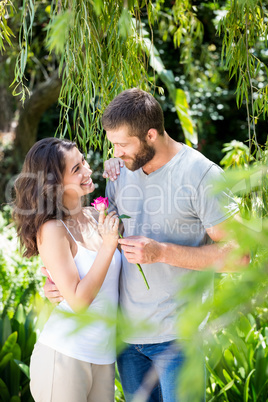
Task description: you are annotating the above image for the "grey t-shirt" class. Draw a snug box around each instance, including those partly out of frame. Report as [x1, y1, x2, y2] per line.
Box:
[106, 144, 238, 343]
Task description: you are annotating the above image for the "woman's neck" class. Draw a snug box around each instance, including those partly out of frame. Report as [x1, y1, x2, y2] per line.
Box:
[63, 195, 83, 218]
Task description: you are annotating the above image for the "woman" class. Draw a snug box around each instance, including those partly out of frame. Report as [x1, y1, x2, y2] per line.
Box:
[13, 137, 121, 402]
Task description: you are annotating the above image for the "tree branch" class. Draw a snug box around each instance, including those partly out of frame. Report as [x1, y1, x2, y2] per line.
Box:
[14, 71, 62, 159]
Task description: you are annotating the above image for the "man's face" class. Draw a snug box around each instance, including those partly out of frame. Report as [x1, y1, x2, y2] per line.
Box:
[106, 125, 155, 171]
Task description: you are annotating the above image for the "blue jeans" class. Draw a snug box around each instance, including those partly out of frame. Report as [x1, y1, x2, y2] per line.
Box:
[117, 341, 185, 402]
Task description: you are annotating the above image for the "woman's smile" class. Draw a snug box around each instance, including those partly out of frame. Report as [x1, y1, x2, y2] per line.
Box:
[81, 177, 93, 187]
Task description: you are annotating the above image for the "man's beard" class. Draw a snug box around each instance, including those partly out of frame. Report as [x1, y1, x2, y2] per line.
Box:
[124, 141, 156, 171]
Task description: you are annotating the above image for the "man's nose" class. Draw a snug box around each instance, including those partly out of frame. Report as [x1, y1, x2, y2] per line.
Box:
[114, 145, 123, 158]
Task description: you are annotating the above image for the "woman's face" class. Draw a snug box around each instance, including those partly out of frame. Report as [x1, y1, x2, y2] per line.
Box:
[62, 147, 95, 200]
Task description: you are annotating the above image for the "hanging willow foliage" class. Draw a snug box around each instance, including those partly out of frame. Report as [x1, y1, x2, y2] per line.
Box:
[0, 0, 15, 52]
[1, 0, 267, 156]
[46, 0, 150, 155]
[217, 0, 268, 157]
[1, 0, 198, 155]
[46, 0, 199, 153]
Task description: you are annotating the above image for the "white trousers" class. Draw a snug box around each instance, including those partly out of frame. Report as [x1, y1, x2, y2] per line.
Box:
[30, 342, 115, 402]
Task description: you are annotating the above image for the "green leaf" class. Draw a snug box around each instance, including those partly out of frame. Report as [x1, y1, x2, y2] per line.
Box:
[0, 378, 10, 401]
[236, 314, 252, 338]
[223, 349, 234, 368]
[10, 397, 21, 402]
[254, 344, 268, 394]
[10, 358, 21, 397]
[0, 332, 17, 361]
[25, 331, 36, 358]
[218, 377, 235, 396]
[243, 369, 255, 402]
[17, 322, 26, 353]
[118, 214, 131, 220]
[2, 315, 12, 345]
[206, 363, 226, 388]
[14, 359, 30, 379]
[222, 369, 241, 395]
[0, 352, 13, 373]
[118, 8, 133, 38]
[238, 366, 246, 379]
[14, 304, 26, 324]
[46, 10, 74, 55]
[12, 343, 21, 360]
[174, 89, 197, 146]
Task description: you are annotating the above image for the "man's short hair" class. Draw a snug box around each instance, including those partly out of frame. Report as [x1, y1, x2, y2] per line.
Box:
[102, 88, 165, 140]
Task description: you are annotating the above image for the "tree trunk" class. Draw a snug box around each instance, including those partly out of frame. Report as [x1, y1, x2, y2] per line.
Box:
[14, 71, 62, 159]
[0, 55, 16, 132]
[0, 86, 14, 132]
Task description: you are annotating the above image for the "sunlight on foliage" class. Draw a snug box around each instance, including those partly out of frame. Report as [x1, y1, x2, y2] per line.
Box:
[1, 1, 268, 400]
[45, 10, 73, 56]
[176, 152, 268, 400]
[0, 206, 44, 318]
[0, 0, 15, 52]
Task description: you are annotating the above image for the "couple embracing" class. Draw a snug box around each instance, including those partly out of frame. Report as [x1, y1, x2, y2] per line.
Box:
[14, 88, 242, 402]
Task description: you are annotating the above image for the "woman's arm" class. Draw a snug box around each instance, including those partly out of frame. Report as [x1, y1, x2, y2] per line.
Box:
[38, 209, 119, 312]
[102, 158, 124, 181]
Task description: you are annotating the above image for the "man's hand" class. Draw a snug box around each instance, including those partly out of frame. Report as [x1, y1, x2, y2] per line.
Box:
[118, 236, 162, 265]
[41, 267, 64, 304]
[103, 158, 124, 181]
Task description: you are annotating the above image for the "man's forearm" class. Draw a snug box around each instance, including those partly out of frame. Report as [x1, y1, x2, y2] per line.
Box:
[118, 234, 248, 271]
[158, 241, 236, 272]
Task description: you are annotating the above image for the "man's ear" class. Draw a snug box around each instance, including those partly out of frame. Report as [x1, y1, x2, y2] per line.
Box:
[146, 128, 158, 143]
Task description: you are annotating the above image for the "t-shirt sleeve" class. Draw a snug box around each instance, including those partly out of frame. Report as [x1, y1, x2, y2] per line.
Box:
[105, 180, 119, 214]
[193, 164, 239, 228]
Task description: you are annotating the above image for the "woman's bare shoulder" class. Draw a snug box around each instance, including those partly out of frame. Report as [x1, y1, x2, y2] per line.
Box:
[37, 219, 73, 261]
[38, 219, 66, 241]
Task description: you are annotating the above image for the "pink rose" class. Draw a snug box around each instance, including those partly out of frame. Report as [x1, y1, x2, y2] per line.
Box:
[91, 196, 109, 211]
[92, 196, 149, 290]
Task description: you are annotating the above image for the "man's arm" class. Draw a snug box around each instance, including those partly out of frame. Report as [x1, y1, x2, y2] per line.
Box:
[42, 267, 64, 303]
[118, 218, 249, 272]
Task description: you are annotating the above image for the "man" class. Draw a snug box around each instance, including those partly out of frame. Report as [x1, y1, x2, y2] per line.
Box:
[101, 88, 244, 402]
[44, 88, 244, 401]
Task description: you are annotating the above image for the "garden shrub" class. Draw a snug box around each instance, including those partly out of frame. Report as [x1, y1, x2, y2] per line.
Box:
[0, 206, 43, 318]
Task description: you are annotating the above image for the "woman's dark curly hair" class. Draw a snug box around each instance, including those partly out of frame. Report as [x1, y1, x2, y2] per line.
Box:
[13, 137, 77, 257]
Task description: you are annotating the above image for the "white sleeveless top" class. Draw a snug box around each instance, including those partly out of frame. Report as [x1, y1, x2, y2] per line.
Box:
[38, 219, 121, 364]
